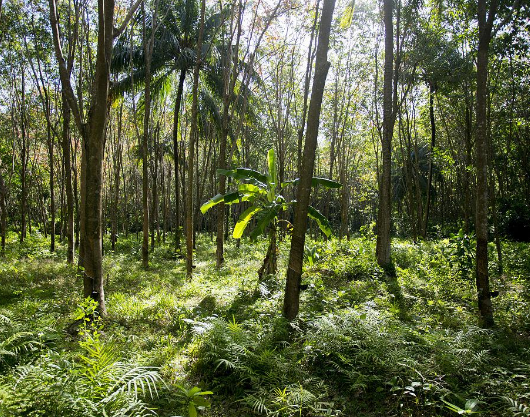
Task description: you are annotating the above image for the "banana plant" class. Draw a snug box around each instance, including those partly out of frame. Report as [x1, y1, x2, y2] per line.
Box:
[200, 149, 340, 279]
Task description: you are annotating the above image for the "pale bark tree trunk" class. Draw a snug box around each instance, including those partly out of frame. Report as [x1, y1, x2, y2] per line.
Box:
[186, 0, 206, 278]
[173, 69, 186, 254]
[63, 98, 75, 263]
[49, 0, 140, 314]
[375, 0, 394, 269]
[474, 0, 498, 328]
[152, 123, 160, 247]
[0, 171, 6, 253]
[297, 0, 320, 177]
[142, 2, 157, 269]
[48, 116, 56, 251]
[258, 225, 277, 281]
[283, 0, 335, 321]
[111, 103, 123, 252]
[216, 0, 243, 268]
[19, 71, 28, 243]
[422, 83, 436, 238]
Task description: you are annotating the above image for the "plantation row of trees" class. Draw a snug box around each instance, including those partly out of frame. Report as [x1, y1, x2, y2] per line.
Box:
[0, 0, 528, 325]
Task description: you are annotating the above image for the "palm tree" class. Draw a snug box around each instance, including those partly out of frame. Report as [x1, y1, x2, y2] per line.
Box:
[111, 0, 223, 253]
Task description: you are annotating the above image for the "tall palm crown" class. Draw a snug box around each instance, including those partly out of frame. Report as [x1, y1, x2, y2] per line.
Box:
[111, 0, 223, 98]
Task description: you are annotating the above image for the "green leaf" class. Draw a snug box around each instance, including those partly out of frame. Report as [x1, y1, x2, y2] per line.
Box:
[217, 168, 268, 186]
[238, 183, 266, 197]
[464, 399, 480, 412]
[233, 206, 262, 239]
[280, 177, 341, 189]
[311, 177, 342, 188]
[267, 148, 277, 190]
[200, 194, 224, 214]
[250, 205, 281, 240]
[280, 179, 298, 188]
[192, 396, 211, 407]
[188, 402, 197, 417]
[307, 205, 332, 238]
[199, 191, 240, 214]
[339, 3, 355, 29]
[223, 191, 241, 204]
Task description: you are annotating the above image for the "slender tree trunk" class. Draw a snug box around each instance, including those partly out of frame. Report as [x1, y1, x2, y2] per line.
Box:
[422, 82, 436, 238]
[111, 104, 122, 252]
[258, 225, 277, 281]
[283, 0, 335, 321]
[162, 151, 167, 243]
[186, 0, 205, 278]
[216, 126, 227, 268]
[20, 71, 28, 243]
[154, 125, 160, 245]
[474, 0, 498, 328]
[141, 3, 156, 268]
[464, 100, 472, 233]
[73, 142, 80, 250]
[62, 98, 75, 263]
[0, 172, 6, 253]
[47, 111, 56, 252]
[297, 0, 320, 177]
[173, 69, 186, 254]
[375, 0, 394, 269]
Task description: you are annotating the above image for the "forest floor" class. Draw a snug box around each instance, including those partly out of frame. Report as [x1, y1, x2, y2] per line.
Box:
[0, 232, 529, 416]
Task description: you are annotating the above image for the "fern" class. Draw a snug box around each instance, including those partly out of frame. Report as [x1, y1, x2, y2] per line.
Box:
[503, 397, 530, 417]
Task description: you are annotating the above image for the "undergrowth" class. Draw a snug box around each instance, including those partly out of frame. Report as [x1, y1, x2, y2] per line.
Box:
[0, 232, 529, 416]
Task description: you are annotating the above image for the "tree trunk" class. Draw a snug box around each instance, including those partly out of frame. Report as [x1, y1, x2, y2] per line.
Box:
[20, 71, 28, 243]
[283, 0, 335, 321]
[258, 226, 277, 281]
[62, 98, 75, 263]
[216, 126, 227, 268]
[186, 0, 205, 278]
[422, 82, 436, 238]
[297, 0, 320, 177]
[375, 0, 394, 269]
[111, 104, 123, 252]
[142, 3, 156, 268]
[47, 109, 56, 252]
[474, 0, 498, 328]
[173, 68, 186, 254]
[0, 172, 7, 253]
[49, 0, 124, 315]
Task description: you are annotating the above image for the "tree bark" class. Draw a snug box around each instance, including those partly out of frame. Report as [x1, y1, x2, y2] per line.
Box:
[0, 171, 6, 253]
[297, 0, 320, 177]
[186, 0, 205, 278]
[173, 68, 186, 254]
[142, 2, 156, 269]
[283, 0, 335, 321]
[375, 0, 394, 269]
[49, 0, 124, 315]
[474, 0, 498, 328]
[422, 82, 436, 238]
[19, 70, 28, 243]
[62, 98, 75, 263]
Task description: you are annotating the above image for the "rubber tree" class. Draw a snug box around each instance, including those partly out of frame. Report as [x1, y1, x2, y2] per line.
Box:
[49, 0, 142, 314]
[375, 0, 394, 269]
[282, 0, 336, 321]
[474, 0, 498, 328]
[186, 0, 206, 278]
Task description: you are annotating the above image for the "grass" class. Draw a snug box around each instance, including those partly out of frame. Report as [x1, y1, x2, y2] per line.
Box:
[0, 231, 529, 416]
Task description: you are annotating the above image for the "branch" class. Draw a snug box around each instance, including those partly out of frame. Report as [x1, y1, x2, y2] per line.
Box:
[492, 0, 521, 37]
[113, 0, 143, 39]
[48, 0, 83, 131]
